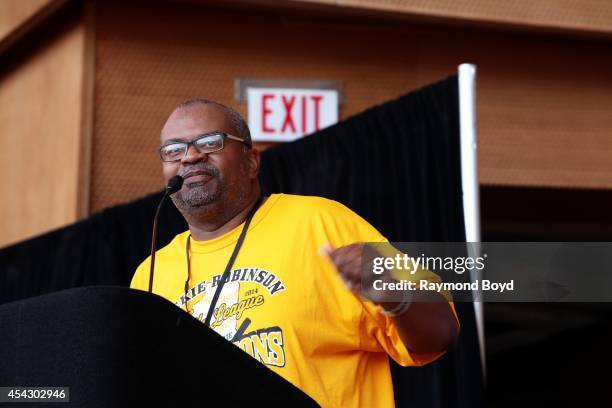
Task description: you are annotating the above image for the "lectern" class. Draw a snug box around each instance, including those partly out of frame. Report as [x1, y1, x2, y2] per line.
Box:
[0, 286, 317, 407]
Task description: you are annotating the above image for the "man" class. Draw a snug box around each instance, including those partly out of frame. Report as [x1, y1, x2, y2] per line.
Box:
[130, 99, 459, 407]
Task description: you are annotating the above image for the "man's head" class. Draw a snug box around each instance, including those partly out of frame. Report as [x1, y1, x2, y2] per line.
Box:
[159, 99, 260, 220]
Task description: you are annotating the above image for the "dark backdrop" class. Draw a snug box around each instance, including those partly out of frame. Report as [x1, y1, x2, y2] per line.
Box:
[0, 75, 484, 407]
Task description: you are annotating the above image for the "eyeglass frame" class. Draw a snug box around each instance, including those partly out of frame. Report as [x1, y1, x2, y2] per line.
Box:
[158, 131, 251, 162]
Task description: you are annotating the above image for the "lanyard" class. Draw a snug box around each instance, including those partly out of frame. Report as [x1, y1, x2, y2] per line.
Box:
[184, 196, 263, 326]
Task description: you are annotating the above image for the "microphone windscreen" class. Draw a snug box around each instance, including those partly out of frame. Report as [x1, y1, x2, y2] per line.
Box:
[166, 175, 183, 194]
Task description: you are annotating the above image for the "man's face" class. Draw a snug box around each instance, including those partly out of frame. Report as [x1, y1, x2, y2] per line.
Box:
[159, 104, 256, 215]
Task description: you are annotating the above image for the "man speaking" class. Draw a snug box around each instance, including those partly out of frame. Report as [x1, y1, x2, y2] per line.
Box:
[130, 99, 459, 407]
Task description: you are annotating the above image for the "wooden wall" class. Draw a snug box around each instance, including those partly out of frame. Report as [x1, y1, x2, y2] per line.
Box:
[293, 0, 612, 35]
[2, 0, 612, 246]
[91, 1, 612, 212]
[0, 12, 90, 248]
[0, 0, 55, 41]
[0, 0, 68, 53]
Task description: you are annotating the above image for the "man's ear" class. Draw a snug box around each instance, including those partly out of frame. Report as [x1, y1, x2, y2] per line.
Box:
[246, 147, 260, 180]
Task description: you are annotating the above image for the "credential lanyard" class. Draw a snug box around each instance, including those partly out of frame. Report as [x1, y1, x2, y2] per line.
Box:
[185, 196, 263, 326]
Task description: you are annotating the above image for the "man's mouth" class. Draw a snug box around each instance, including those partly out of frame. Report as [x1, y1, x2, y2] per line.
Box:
[182, 170, 214, 184]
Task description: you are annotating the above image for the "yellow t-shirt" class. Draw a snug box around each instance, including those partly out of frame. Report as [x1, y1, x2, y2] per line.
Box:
[131, 193, 451, 407]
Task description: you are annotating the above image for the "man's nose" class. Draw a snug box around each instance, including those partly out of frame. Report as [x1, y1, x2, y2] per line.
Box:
[181, 144, 207, 164]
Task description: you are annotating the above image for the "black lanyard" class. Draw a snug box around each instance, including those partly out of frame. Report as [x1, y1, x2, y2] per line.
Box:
[184, 196, 263, 326]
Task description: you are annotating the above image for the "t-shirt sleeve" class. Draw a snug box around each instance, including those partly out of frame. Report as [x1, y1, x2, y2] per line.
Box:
[359, 299, 459, 366]
[318, 198, 458, 367]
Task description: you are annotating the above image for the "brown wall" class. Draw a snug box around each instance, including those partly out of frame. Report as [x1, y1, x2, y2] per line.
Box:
[294, 0, 612, 35]
[91, 2, 612, 212]
[0, 0, 55, 41]
[2, 0, 612, 246]
[0, 14, 89, 247]
[0, 0, 69, 54]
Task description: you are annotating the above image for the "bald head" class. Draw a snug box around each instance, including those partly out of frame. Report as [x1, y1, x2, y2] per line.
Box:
[172, 99, 252, 147]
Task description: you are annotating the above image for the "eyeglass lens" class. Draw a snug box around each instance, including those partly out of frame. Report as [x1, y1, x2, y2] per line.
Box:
[160, 133, 224, 161]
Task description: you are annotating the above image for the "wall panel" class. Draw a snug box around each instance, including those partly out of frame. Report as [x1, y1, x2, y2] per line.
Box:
[0, 0, 67, 53]
[0, 0, 54, 40]
[295, 0, 612, 35]
[0, 18, 86, 247]
[91, 2, 612, 212]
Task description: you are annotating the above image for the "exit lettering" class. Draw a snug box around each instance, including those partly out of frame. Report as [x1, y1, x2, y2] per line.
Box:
[247, 88, 338, 142]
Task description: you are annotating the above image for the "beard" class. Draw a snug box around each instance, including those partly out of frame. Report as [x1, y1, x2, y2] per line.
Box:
[172, 181, 220, 209]
[170, 160, 252, 222]
[171, 163, 222, 212]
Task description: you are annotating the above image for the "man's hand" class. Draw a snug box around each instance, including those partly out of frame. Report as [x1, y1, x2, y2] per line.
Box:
[319, 243, 365, 295]
[319, 242, 399, 305]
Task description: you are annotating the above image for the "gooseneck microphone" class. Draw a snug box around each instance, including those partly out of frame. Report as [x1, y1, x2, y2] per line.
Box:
[148, 175, 183, 292]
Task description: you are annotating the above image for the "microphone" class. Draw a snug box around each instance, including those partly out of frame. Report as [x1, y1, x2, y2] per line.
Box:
[148, 175, 183, 292]
[165, 175, 183, 195]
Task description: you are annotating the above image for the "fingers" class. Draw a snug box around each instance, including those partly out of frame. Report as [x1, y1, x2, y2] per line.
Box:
[319, 243, 365, 296]
[318, 243, 334, 257]
[326, 243, 363, 269]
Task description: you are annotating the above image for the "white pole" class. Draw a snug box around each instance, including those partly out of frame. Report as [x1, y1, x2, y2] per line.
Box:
[458, 63, 486, 379]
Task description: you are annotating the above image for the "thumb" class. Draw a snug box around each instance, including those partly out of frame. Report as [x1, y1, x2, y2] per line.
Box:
[318, 243, 335, 258]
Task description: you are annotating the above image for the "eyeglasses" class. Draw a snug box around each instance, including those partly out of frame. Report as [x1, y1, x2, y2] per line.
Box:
[159, 132, 250, 162]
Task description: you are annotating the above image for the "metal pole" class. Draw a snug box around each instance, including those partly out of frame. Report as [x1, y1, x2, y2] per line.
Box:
[458, 63, 486, 379]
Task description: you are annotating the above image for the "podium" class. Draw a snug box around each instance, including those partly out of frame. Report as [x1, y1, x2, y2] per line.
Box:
[0, 286, 317, 407]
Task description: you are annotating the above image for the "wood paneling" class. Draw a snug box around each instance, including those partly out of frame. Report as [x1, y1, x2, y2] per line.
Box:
[0, 0, 68, 54]
[76, 3, 96, 219]
[91, 2, 612, 212]
[0, 17, 87, 247]
[294, 0, 612, 35]
[0, 0, 53, 39]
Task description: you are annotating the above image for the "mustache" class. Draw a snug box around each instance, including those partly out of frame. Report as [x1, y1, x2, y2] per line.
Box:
[178, 163, 220, 179]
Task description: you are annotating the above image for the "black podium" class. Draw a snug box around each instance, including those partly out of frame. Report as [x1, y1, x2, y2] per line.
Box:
[0, 286, 317, 407]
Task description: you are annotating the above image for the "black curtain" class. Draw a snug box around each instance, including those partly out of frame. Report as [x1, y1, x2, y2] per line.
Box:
[259, 76, 484, 408]
[0, 75, 484, 407]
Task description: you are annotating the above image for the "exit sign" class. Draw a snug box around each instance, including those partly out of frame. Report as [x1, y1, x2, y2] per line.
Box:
[247, 88, 338, 142]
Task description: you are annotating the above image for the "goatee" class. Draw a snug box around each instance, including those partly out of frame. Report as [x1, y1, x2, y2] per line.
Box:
[171, 164, 221, 211]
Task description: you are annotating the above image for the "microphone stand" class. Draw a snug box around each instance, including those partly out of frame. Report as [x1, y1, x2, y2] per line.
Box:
[149, 176, 183, 292]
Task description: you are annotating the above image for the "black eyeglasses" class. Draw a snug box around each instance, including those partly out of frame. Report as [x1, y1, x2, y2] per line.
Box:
[159, 132, 250, 162]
